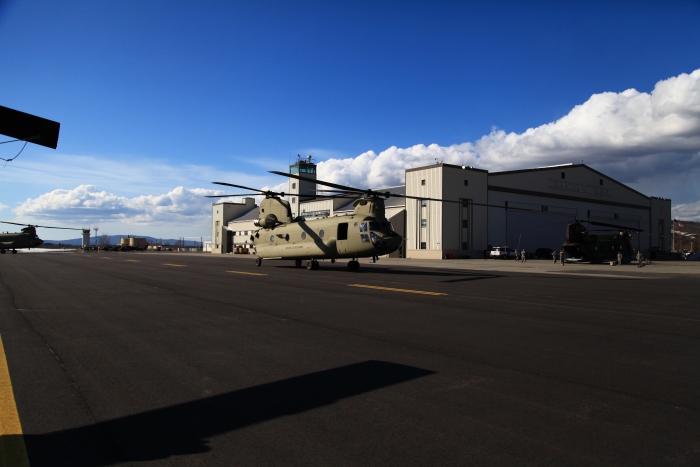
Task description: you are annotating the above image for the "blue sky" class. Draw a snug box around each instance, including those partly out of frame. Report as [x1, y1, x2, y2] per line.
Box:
[1, 1, 699, 239]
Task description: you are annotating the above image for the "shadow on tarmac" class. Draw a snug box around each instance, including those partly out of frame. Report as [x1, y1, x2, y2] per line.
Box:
[276, 264, 503, 281]
[14, 360, 434, 467]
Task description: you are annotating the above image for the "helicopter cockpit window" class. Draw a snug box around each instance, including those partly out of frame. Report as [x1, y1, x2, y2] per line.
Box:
[359, 222, 367, 232]
[301, 232, 307, 240]
[269, 235, 275, 244]
[369, 221, 381, 231]
[381, 222, 393, 231]
[319, 229, 325, 239]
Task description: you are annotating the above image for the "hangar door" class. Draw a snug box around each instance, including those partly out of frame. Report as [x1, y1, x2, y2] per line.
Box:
[505, 202, 577, 253]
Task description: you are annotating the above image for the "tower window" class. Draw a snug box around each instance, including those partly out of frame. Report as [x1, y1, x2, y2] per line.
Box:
[421, 200, 427, 207]
[464, 180, 468, 186]
[421, 219, 427, 227]
[599, 179, 603, 185]
[292, 183, 296, 189]
[421, 179, 426, 186]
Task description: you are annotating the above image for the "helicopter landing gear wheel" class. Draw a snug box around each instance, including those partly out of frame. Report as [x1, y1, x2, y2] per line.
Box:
[348, 260, 359, 271]
[11, 250, 17, 254]
[255, 257, 262, 267]
[294, 259, 302, 268]
[331, 258, 335, 263]
[312, 260, 319, 270]
[307, 260, 319, 270]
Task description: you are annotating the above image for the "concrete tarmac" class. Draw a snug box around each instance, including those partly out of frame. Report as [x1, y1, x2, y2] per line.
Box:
[1, 252, 699, 466]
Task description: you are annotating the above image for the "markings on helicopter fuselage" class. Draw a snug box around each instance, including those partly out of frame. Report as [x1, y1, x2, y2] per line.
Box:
[0, 336, 31, 467]
[227, 270, 267, 276]
[348, 284, 447, 296]
[163, 263, 186, 267]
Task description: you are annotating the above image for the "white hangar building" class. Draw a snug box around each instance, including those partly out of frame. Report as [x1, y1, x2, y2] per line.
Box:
[211, 159, 672, 258]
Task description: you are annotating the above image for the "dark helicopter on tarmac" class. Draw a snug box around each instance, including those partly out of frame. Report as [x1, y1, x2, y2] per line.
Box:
[0, 221, 86, 254]
[562, 220, 643, 262]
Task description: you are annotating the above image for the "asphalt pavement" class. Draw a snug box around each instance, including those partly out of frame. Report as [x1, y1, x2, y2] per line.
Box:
[1, 252, 699, 466]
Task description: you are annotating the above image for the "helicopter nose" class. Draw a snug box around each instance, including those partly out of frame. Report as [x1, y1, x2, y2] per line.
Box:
[37, 239, 44, 246]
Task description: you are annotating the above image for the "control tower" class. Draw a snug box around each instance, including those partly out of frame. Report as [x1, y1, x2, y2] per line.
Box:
[289, 155, 317, 218]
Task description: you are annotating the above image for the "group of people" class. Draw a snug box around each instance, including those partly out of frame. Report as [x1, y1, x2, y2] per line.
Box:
[551, 249, 566, 265]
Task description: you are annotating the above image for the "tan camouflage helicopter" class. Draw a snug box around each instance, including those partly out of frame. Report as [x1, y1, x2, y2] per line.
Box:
[0, 221, 87, 254]
[208, 171, 457, 271]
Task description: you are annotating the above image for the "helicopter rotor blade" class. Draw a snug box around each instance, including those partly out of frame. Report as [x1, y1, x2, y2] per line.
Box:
[269, 171, 365, 193]
[1, 220, 84, 231]
[212, 182, 270, 193]
[583, 220, 644, 232]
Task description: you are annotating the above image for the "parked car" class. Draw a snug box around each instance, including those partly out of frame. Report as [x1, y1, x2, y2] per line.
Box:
[534, 248, 554, 259]
[685, 252, 700, 261]
[490, 246, 516, 259]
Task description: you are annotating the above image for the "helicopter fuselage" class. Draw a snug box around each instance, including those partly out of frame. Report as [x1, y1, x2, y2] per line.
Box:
[0, 228, 44, 253]
[562, 222, 635, 262]
[253, 214, 401, 261]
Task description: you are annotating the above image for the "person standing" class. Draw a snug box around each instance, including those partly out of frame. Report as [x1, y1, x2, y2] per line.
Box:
[637, 250, 643, 267]
[521, 249, 527, 263]
[560, 248, 565, 265]
[617, 251, 623, 265]
[482, 248, 488, 260]
[515, 249, 520, 261]
[552, 250, 558, 264]
[646, 249, 652, 265]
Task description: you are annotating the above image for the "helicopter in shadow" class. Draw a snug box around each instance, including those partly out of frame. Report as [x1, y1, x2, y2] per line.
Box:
[1, 221, 86, 254]
[562, 220, 643, 263]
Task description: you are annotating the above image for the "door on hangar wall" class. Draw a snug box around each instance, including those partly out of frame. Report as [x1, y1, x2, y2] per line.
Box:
[505, 202, 577, 252]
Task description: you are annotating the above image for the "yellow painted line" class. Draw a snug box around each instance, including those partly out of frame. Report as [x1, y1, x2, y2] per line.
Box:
[163, 263, 186, 267]
[125, 260, 141, 263]
[348, 284, 447, 296]
[227, 270, 267, 276]
[0, 336, 31, 467]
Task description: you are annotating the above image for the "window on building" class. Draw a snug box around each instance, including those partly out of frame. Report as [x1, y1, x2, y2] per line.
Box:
[421, 199, 427, 207]
[614, 214, 619, 219]
[420, 242, 427, 249]
[561, 172, 566, 179]
[462, 242, 469, 250]
[292, 183, 296, 189]
[421, 219, 427, 227]
[462, 220, 469, 228]
[462, 199, 469, 208]
[542, 206, 549, 212]
[464, 180, 468, 186]
[599, 179, 603, 185]
[421, 179, 426, 186]
[292, 198, 296, 204]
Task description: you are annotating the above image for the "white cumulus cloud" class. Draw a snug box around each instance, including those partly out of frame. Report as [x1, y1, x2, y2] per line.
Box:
[317, 68, 700, 216]
[12, 185, 229, 225]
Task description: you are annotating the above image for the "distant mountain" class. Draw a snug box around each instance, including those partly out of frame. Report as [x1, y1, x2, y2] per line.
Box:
[43, 235, 206, 247]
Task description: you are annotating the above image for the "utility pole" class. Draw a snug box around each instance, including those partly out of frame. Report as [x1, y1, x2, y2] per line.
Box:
[93, 227, 99, 245]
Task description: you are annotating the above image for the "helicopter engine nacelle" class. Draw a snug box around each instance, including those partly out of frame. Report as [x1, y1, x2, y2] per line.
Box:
[254, 214, 281, 228]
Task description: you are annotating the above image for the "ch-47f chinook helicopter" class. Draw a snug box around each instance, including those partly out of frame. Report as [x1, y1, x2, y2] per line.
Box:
[0, 221, 87, 254]
[562, 219, 644, 262]
[207, 171, 457, 271]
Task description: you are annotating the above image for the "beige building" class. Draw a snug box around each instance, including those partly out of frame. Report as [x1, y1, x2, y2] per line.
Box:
[212, 162, 672, 258]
